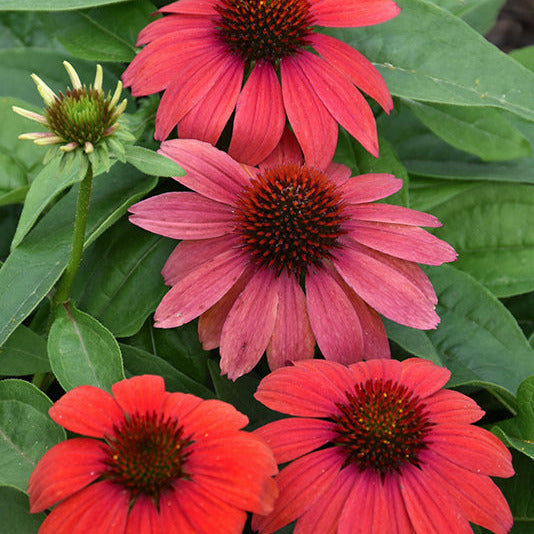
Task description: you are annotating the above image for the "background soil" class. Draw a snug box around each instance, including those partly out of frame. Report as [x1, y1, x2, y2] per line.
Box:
[486, 0, 534, 52]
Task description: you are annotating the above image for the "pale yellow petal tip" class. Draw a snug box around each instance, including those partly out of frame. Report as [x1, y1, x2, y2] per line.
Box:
[31, 74, 57, 106]
[84, 141, 94, 154]
[110, 81, 123, 108]
[63, 61, 82, 90]
[60, 142, 79, 153]
[94, 64, 103, 92]
[12, 106, 48, 125]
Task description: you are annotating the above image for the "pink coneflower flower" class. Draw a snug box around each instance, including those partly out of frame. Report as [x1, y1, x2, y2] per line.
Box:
[28, 375, 278, 533]
[253, 358, 514, 534]
[122, 0, 401, 168]
[128, 133, 457, 379]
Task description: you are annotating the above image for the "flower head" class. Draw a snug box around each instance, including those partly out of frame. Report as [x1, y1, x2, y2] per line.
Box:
[128, 133, 457, 379]
[13, 61, 132, 167]
[28, 375, 278, 533]
[122, 0, 401, 168]
[253, 358, 514, 534]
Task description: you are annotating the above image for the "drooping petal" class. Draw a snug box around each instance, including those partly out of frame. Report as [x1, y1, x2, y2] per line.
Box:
[281, 55, 338, 169]
[296, 50, 378, 157]
[310, 0, 401, 27]
[229, 61, 285, 165]
[129, 192, 235, 240]
[267, 273, 315, 370]
[112, 375, 167, 417]
[305, 267, 365, 364]
[310, 32, 393, 112]
[159, 139, 251, 204]
[346, 203, 442, 227]
[154, 247, 247, 328]
[220, 268, 280, 379]
[28, 438, 108, 512]
[125, 495, 162, 534]
[254, 417, 338, 464]
[48, 385, 123, 438]
[340, 173, 403, 204]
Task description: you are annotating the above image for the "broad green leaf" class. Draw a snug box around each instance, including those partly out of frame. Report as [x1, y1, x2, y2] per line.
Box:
[0, 326, 50, 376]
[425, 265, 534, 394]
[121, 344, 214, 399]
[511, 46, 534, 73]
[43, 1, 154, 63]
[429, 0, 506, 34]
[409, 177, 479, 212]
[73, 218, 174, 338]
[125, 145, 185, 177]
[337, 0, 534, 120]
[0, 0, 130, 10]
[0, 163, 158, 347]
[0, 379, 53, 416]
[431, 183, 534, 297]
[0, 485, 45, 533]
[48, 302, 124, 392]
[0, 11, 53, 48]
[404, 99, 531, 161]
[10, 156, 86, 250]
[0, 400, 65, 492]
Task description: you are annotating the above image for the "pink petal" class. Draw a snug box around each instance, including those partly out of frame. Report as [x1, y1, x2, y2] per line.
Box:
[254, 417, 338, 464]
[129, 192, 234, 240]
[347, 358, 403, 386]
[162, 234, 240, 286]
[381, 474, 414, 533]
[158, 139, 251, 204]
[254, 359, 354, 418]
[423, 389, 484, 424]
[37, 481, 129, 534]
[155, 46, 244, 140]
[399, 357, 451, 398]
[159, 0, 218, 15]
[340, 173, 403, 204]
[136, 15, 212, 45]
[154, 248, 247, 328]
[112, 375, 167, 417]
[28, 438, 107, 512]
[310, 33, 393, 112]
[325, 162, 352, 186]
[281, 55, 338, 169]
[347, 203, 442, 227]
[258, 128, 304, 169]
[305, 267, 365, 364]
[333, 237, 440, 329]
[296, 51, 378, 157]
[252, 448, 344, 534]
[310, 0, 401, 27]
[48, 385, 123, 438]
[177, 56, 243, 144]
[125, 495, 161, 534]
[219, 269, 280, 379]
[229, 61, 285, 165]
[346, 221, 458, 265]
[267, 273, 315, 370]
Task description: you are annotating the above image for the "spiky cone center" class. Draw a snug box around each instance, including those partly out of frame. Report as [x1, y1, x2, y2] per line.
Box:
[103, 412, 191, 501]
[215, 0, 315, 65]
[331, 379, 434, 476]
[234, 163, 347, 276]
[45, 87, 117, 147]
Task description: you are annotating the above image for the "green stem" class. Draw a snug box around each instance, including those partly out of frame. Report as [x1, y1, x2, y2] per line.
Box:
[53, 162, 93, 307]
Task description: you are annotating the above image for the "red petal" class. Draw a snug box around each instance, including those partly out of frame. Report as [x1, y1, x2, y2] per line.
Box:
[179, 399, 249, 435]
[347, 203, 441, 227]
[112, 375, 167, 417]
[340, 173, 403, 203]
[424, 389, 484, 424]
[159, 0, 218, 15]
[310, 0, 401, 27]
[258, 128, 303, 168]
[125, 495, 162, 534]
[399, 357, 450, 398]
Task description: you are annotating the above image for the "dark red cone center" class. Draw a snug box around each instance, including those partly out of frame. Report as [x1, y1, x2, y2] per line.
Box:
[215, 0, 315, 64]
[331, 379, 434, 475]
[234, 163, 347, 276]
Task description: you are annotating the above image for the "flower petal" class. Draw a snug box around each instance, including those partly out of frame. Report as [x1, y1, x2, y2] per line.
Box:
[258, 127, 303, 168]
[340, 173, 403, 203]
[159, 139, 251, 204]
[129, 192, 234, 240]
[325, 162, 352, 186]
[112, 375, 167, 417]
[423, 389, 484, 424]
[310, 0, 401, 27]
[346, 203, 442, 227]
[48, 385, 123, 438]
[267, 273, 315, 370]
[229, 61, 285, 165]
[125, 495, 162, 534]
[220, 268, 280, 379]
[136, 15, 212, 46]
[160, 0, 218, 15]
[28, 438, 107, 512]
[399, 357, 451, 398]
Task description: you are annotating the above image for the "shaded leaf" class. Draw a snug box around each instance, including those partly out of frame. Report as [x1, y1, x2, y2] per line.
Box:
[125, 145, 185, 177]
[0, 485, 45, 533]
[0, 326, 50, 376]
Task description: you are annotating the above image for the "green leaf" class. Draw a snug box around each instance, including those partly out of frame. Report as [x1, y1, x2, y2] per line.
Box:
[125, 145, 185, 177]
[409, 177, 479, 212]
[0, 326, 50, 376]
[73, 218, 175, 338]
[511, 46, 534, 73]
[48, 302, 124, 392]
[403, 99, 532, 161]
[0, 379, 53, 416]
[10, 156, 85, 250]
[0, 162, 157, 347]
[121, 343, 214, 399]
[425, 265, 534, 394]
[337, 0, 534, 120]
[431, 183, 534, 297]
[0, 0, 131, 10]
[43, 1, 154, 63]
[0, 399, 65, 492]
[0, 485, 45, 533]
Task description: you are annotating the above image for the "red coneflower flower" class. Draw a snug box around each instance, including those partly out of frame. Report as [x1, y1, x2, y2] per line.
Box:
[122, 0, 401, 168]
[128, 133, 457, 379]
[28, 375, 278, 533]
[253, 358, 514, 534]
